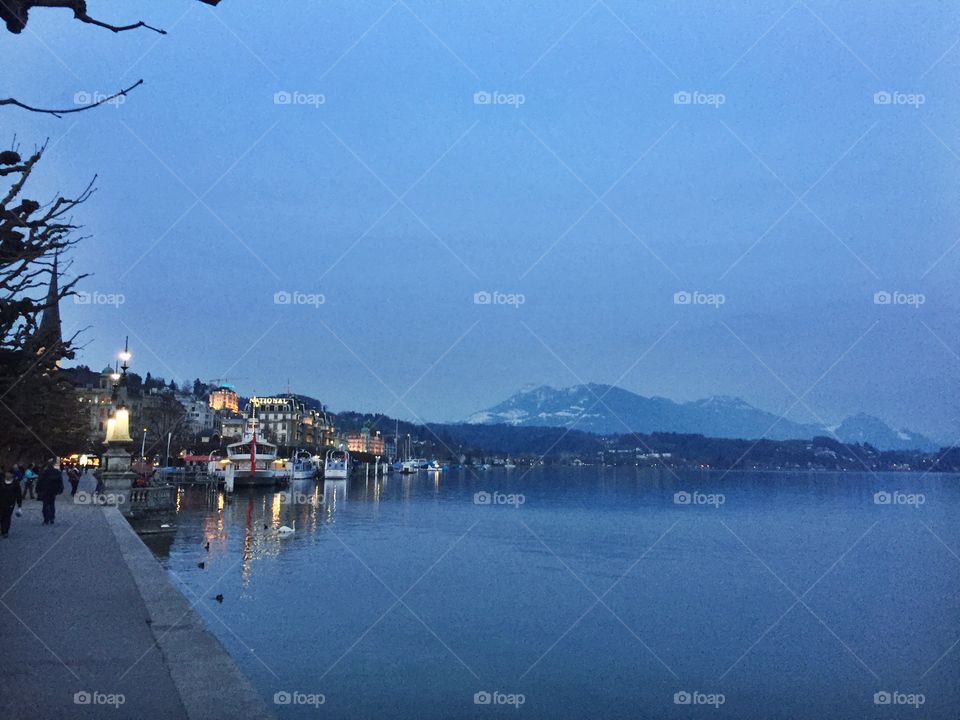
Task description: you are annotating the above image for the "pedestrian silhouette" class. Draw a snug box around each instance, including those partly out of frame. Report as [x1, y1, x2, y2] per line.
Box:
[0, 468, 23, 538]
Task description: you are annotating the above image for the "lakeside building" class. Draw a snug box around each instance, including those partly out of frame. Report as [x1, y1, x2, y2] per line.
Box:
[70, 365, 172, 448]
[73, 365, 116, 438]
[246, 395, 335, 450]
[346, 425, 385, 455]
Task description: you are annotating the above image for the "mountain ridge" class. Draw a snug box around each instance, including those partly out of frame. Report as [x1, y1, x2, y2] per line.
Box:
[466, 384, 936, 452]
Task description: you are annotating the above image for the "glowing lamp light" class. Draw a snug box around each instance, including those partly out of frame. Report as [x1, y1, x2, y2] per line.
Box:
[106, 408, 132, 444]
[119, 350, 131, 363]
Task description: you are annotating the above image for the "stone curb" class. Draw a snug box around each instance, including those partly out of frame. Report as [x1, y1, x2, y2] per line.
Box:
[104, 507, 276, 720]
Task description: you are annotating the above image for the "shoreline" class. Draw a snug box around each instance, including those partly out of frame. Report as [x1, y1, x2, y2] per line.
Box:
[104, 508, 276, 720]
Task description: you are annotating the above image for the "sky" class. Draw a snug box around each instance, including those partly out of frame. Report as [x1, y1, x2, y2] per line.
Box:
[5, 1, 960, 441]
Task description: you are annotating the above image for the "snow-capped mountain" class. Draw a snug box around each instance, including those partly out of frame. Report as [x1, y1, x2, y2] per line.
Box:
[832, 413, 937, 452]
[466, 384, 937, 451]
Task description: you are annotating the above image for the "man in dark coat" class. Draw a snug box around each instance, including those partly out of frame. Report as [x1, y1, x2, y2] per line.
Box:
[36, 459, 63, 525]
[0, 468, 22, 537]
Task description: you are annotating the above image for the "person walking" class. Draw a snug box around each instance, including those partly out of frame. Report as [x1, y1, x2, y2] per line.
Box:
[0, 468, 23, 538]
[22, 464, 36, 500]
[11, 464, 23, 493]
[67, 465, 80, 496]
[36, 459, 63, 526]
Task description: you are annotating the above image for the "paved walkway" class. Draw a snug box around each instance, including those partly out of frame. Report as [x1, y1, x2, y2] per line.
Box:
[0, 475, 274, 719]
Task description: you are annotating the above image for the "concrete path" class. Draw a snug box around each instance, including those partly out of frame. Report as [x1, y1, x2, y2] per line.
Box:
[0, 476, 274, 719]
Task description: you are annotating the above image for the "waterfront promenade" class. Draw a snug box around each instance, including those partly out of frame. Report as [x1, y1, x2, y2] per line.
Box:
[0, 477, 274, 719]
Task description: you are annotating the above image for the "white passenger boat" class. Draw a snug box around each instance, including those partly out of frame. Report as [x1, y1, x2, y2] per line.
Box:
[324, 448, 349, 480]
[226, 418, 280, 487]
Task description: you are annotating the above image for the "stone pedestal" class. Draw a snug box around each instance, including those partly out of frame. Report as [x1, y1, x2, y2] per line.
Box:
[99, 442, 136, 513]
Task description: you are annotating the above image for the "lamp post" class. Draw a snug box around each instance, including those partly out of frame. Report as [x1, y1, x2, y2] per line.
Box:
[140, 428, 147, 462]
[100, 339, 136, 508]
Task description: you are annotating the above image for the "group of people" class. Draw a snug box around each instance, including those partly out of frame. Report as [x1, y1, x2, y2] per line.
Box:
[0, 459, 84, 538]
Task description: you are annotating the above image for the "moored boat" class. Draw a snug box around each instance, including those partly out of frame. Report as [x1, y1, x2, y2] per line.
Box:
[284, 449, 319, 480]
[324, 448, 349, 480]
[226, 418, 280, 487]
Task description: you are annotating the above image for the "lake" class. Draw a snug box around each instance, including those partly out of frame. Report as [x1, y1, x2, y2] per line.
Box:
[154, 468, 960, 719]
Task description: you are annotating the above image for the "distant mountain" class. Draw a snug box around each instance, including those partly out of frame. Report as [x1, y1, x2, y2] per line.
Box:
[466, 384, 937, 451]
[832, 413, 937, 452]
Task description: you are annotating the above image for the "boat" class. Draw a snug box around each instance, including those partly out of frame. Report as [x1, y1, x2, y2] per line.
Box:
[504, 459, 517, 469]
[399, 460, 419, 474]
[226, 417, 280, 487]
[324, 448, 349, 480]
[283, 449, 318, 480]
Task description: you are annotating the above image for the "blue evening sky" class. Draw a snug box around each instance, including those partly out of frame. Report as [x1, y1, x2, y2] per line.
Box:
[5, 1, 960, 440]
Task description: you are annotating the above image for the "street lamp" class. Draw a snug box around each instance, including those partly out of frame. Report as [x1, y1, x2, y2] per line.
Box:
[101, 338, 136, 503]
[140, 427, 148, 461]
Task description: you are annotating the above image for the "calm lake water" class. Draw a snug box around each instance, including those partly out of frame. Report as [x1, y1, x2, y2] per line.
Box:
[154, 468, 960, 719]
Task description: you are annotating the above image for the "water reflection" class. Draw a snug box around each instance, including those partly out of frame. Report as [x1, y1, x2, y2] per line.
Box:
[156, 469, 960, 720]
[322, 479, 347, 519]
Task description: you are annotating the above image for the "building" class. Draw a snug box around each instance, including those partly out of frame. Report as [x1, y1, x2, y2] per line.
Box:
[179, 397, 215, 435]
[218, 416, 245, 440]
[74, 365, 117, 439]
[26, 254, 63, 365]
[347, 425, 385, 455]
[208, 385, 239, 413]
[246, 395, 335, 450]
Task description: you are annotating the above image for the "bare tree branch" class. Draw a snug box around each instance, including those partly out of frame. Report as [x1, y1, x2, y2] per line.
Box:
[1, 0, 222, 34]
[0, 79, 144, 118]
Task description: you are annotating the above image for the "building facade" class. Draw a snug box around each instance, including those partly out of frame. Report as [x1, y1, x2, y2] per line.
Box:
[208, 386, 239, 413]
[246, 395, 335, 450]
[346, 425, 385, 455]
[179, 397, 216, 435]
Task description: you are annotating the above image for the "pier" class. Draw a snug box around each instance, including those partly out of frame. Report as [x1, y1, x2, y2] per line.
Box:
[0, 479, 275, 719]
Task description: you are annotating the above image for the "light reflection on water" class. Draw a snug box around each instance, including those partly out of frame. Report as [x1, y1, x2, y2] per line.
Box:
[158, 468, 960, 720]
